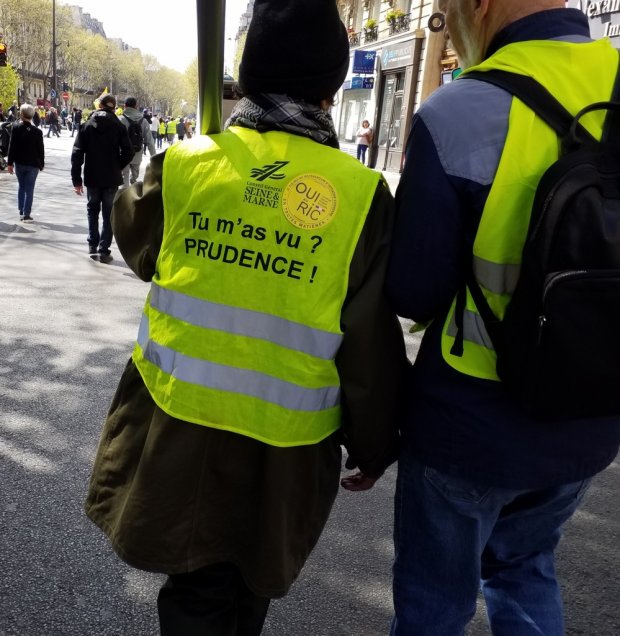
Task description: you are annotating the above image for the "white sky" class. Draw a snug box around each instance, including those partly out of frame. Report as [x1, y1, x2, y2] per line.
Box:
[59, 0, 249, 74]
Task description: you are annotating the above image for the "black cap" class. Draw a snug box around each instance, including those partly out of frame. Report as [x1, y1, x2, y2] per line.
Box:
[99, 93, 116, 109]
[238, 0, 349, 102]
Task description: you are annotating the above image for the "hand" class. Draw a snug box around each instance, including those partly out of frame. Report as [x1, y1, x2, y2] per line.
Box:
[74, 185, 84, 195]
[340, 470, 380, 492]
[7, 165, 14, 175]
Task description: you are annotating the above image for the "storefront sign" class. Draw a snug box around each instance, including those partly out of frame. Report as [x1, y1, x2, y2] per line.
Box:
[567, 0, 620, 38]
[381, 40, 414, 71]
[353, 50, 377, 74]
[350, 76, 375, 90]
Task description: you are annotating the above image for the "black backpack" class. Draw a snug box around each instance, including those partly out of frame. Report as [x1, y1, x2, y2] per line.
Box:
[124, 115, 143, 151]
[457, 67, 620, 420]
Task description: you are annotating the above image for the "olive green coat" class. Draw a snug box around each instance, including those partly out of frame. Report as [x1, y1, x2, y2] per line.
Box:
[85, 147, 407, 597]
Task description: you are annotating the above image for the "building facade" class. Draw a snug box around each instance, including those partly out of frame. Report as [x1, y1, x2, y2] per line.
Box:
[335, 0, 445, 171]
[335, 0, 620, 172]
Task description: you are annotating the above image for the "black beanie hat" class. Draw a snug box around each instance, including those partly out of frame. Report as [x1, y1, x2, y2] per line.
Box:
[238, 0, 349, 102]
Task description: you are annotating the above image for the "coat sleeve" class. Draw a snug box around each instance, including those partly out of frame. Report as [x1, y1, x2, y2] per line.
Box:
[70, 128, 86, 186]
[37, 129, 44, 169]
[112, 151, 165, 280]
[6, 125, 16, 166]
[336, 180, 408, 477]
[143, 118, 156, 156]
[385, 115, 471, 323]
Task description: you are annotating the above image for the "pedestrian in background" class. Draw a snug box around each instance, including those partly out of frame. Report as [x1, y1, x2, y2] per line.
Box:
[119, 97, 155, 186]
[157, 116, 166, 149]
[184, 117, 193, 139]
[7, 103, 44, 223]
[32, 109, 41, 128]
[142, 108, 152, 155]
[71, 107, 82, 137]
[175, 116, 185, 142]
[385, 0, 620, 634]
[149, 112, 159, 149]
[46, 107, 60, 138]
[7, 101, 18, 121]
[84, 0, 407, 633]
[166, 117, 176, 144]
[71, 93, 134, 263]
[355, 119, 372, 165]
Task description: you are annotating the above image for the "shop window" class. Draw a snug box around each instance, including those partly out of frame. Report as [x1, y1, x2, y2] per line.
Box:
[338, 89, 373, 142]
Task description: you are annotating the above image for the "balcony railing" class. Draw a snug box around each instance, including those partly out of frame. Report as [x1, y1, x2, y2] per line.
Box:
[364, 25, 379, 44]
[348, 31, 361, 47]
[346, 14, 412, 48]
[388, 13, 411, 36]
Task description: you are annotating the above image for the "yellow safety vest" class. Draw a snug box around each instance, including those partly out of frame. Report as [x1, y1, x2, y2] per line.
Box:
[166, 120, 176, 135]
[133, 125, 381, 446]
[442, 38, 619, 380]
[158, 120, 166, 135]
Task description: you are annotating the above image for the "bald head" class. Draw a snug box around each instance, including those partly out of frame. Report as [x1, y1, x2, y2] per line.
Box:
[440, 0, 566, 69]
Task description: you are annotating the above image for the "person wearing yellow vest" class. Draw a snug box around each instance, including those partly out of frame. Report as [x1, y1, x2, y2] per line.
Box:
[385, 1, 620, 634]
[165, 117, 176, 144]
[157, 116, 166, 149]
[84, 1, 407, 634]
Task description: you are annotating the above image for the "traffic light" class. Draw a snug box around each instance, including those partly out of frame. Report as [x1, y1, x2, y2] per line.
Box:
[62, 82, 69, 91]
[0, 43, 7, 67]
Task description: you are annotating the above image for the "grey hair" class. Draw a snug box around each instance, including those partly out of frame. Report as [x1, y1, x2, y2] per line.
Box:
[20, 103, 35, 120]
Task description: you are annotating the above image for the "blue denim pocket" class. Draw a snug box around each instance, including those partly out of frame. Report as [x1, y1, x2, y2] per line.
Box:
[425, 466, 492, 504]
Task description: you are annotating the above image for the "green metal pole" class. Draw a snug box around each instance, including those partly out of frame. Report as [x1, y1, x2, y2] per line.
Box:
[197, 0, 225, 135]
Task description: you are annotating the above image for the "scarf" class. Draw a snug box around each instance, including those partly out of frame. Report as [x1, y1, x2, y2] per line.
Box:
[226, 94, 340, 149]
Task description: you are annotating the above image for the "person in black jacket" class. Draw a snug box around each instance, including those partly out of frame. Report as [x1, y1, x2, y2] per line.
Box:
[71, 107, 82, 137]
[7, 104, 44, 222]
[71, 94, 134, 263]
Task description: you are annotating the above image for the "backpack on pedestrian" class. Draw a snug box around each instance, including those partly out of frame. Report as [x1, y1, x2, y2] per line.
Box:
[124, 115, 144, 152]
[457, 66, 620, 420]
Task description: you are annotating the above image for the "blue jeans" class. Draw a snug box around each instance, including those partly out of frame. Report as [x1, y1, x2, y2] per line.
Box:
[15, 163, 40, 216]
[391, 452, 590, 636]
[86, 186, 117, 254]
[357, 143, 368, 164]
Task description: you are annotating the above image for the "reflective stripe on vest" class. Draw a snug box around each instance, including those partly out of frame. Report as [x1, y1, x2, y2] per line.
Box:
[137, 312, 340, 412]
[133, 126, 381, 446]
[473, 256, 520, 296]
[149, 282, 343, 359]
[441, 38, 619, 380]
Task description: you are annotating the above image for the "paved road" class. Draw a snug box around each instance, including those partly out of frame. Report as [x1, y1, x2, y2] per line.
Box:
[0, 134, 617, 635]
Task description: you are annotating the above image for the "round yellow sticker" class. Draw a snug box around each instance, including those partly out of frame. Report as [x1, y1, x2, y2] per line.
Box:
[282, 174, 337, 230]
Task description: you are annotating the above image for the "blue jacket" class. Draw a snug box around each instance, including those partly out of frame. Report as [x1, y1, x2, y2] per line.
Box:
[385, 8, 620, 488]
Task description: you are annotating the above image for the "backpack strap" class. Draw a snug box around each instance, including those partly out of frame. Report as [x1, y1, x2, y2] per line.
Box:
[602, 50, 620, 144]
[462, 70, 597, 145]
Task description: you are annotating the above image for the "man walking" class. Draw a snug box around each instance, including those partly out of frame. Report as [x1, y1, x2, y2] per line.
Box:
[175, 117, 185, 142]
[46, 108, 60, 138]
[165, 117, 176, 144]
[119, 97, 155, 186]
[71, 93, 134, 263]
[7, 104, 44, 222]
[71, 107, 82, 137]
[385, 1, 620, 634]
